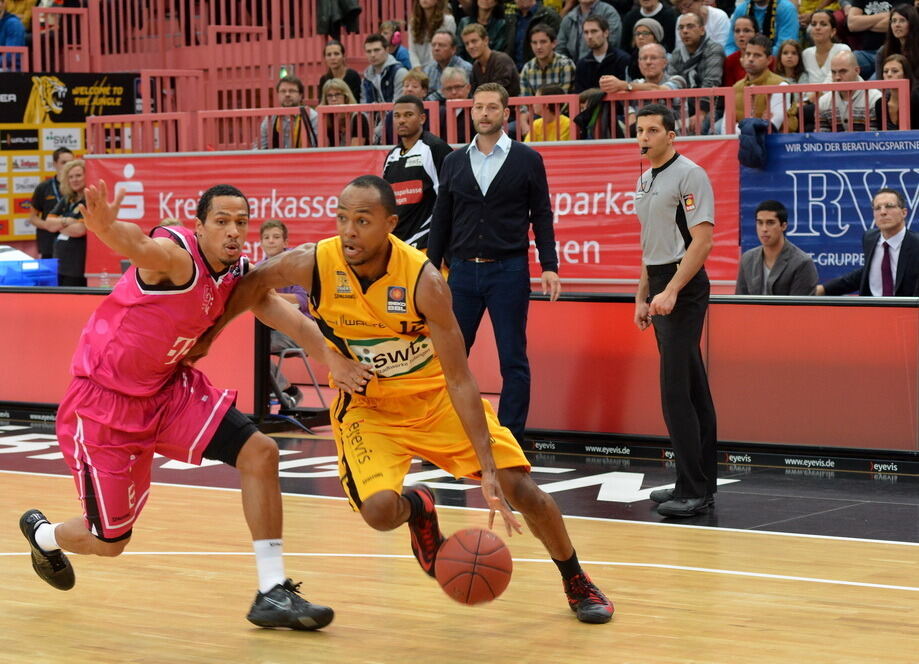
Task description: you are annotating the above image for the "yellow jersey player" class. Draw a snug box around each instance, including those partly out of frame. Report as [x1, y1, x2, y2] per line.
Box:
[199, 175, 613, 624]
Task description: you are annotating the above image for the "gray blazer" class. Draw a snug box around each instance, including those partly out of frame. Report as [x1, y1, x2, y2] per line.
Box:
[735, 239, 818, 295]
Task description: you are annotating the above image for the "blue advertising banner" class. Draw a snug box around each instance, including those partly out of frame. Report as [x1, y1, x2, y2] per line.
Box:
[740, 131, 919, 281]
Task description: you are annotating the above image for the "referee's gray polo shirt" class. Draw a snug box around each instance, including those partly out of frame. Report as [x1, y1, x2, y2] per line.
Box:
[634, 152, 715, 266]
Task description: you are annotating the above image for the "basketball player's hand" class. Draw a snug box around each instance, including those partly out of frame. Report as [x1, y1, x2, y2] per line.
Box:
[327, 353, 374, 394]
[634, 301, 651, 330]
[648, 290, 676, 317]
[183, 334, 214, 365]
[482, 469, 523, 537]
[80, 180, 125, 235]
[541, 271, 561, 301]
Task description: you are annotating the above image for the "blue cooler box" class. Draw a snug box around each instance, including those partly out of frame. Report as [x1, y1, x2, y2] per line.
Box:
[0, 259, 59, 286]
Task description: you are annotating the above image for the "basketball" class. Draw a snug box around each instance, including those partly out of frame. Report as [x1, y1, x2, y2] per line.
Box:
[434, 528, 513, 605]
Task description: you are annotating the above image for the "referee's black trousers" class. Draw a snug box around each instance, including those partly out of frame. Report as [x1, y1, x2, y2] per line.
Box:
[648, 265, 718, 500]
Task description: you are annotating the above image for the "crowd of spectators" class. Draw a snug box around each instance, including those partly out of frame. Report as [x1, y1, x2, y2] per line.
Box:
[286, 0, 919, 145]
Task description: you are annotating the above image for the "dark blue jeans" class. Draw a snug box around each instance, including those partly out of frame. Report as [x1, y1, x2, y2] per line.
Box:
[448, 255, 531, 443]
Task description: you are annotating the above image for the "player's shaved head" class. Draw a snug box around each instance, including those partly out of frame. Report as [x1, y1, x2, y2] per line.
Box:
[345, 175, 398, 216]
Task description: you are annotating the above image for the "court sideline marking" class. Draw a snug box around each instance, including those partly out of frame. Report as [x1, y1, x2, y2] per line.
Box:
[4, 468, 919, 549]
[2, 550, 917, 594]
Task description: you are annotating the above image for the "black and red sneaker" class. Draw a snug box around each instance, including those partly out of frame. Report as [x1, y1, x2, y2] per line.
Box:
[563, 573, 614, 624]
[404, 485, 445, 577]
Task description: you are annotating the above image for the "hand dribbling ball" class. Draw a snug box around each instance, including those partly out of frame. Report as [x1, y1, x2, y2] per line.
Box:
[434, 528, 513, 605]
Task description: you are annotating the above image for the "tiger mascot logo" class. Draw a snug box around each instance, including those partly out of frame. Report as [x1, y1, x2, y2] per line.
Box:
[23, 76, 68, 124]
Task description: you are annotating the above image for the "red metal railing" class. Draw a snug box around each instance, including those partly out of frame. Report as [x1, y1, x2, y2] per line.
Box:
[315, 100, 443, 147]
[86, 112, 192, 154]
[0, 46, 29, 72]
[742, 80, 911, 133]
[138, 69, 205, 114]
[31, 7, 91, 73]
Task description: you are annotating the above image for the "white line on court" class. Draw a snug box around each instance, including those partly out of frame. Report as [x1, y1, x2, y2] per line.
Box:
[1, 550, 916, 593]
[4, 468, 919, 548]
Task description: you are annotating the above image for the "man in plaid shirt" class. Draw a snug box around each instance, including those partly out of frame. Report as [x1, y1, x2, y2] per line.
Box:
[518, 24, 575, 136]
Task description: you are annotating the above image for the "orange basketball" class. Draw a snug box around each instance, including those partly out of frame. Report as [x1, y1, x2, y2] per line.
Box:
[434, 528, 513, 605]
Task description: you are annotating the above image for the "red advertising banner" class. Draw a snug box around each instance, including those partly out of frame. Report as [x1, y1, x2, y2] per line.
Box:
[85, 140, 739, 280]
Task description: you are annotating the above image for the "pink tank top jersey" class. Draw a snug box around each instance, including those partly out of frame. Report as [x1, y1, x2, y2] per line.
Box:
[70, 226, 248, 397]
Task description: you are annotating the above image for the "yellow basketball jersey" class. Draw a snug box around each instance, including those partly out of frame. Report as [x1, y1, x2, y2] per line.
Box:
[311, 235, 447, 399]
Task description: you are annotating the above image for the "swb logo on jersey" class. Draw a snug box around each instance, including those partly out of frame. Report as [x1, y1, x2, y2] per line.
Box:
[387, 286, 407, 313]
[682, 193, 696, 211]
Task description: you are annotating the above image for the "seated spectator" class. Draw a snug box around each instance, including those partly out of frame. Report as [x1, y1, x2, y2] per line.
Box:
[847, 0, 893, 78]
[803, 11, 851, 88]
[319, 78, 371, 146]
[625, 17, 666, 81]
[818, 50, 882, 130]
[408, 0, 457, 68]
[518, 24, 575, 136]
[463, 23, 521, 95]
[874, 54, 919, 129]
[361, 33, 409, 103]
[730, 36, 797, 132]
[424, 29, 473, 96]
[380, 20, 414, 70]
[437, 66, 475, 142]
[621, 0, 677, 52]
[505, 0, 562, 70]
[726, 0, 800, 56]
[46, 159, 88, 288]
[574, 15, 630, 92]
[874, 4, 919, 80]
[669, 12, 725, 128]
[257, 76, 319, 149]
[524, 84, 571, 140]
[717, 35, 798, 133]
[458, 0, 508, 60]
[0, 0, 26, 70]
[318, 40, 362, 104]
[774, 39, 807, 83]
[723, 16, 756, 86]
[259, 219, 311, 408]
[675, 0, 731, 49]
[736, 200, 819, 295]
[622, 43, 687, 128]
[816, 188, 919, 296]
[556, 0, 623, 62]
[520, 24, 576, 96]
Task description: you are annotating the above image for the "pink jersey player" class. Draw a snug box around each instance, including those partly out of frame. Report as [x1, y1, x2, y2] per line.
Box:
[18, 182, 356, 631]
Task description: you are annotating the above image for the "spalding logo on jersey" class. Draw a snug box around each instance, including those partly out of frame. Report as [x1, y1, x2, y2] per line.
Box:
[387, 286, 407, 313]
[335, 270, 354, 298]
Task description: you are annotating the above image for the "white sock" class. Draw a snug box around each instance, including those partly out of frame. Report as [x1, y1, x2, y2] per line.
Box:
[35, 522, 61, 552]
[253, 539, 286, 593]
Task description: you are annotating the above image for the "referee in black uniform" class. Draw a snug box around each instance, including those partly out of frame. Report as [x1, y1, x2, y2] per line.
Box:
[633, 104, 717, 518]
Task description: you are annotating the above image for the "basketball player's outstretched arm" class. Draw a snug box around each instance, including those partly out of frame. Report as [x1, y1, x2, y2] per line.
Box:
[191, 245, 374, 394]
[80, 180, 194, 284]
[416, 264, 524, 537]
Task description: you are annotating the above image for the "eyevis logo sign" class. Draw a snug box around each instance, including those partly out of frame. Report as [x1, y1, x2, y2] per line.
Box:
[113, 164, 144, 220]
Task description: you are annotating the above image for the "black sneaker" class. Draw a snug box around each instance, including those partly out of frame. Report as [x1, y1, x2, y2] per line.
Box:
[404, 485, 444, 577]
[563, 573, 614, 624]
[19, 509, 75, 591]
[246, 579, 334, 630]
[650, 489, 715, 508]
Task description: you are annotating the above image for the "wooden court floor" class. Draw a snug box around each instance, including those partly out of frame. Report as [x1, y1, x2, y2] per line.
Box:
[2, 472, 918, 664]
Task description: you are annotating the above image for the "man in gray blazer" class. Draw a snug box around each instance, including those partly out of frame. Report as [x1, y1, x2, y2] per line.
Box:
[736, 200, 818, 295]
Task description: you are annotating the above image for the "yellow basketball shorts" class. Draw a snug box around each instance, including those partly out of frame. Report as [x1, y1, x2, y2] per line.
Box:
[330, 387, 530, 510]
